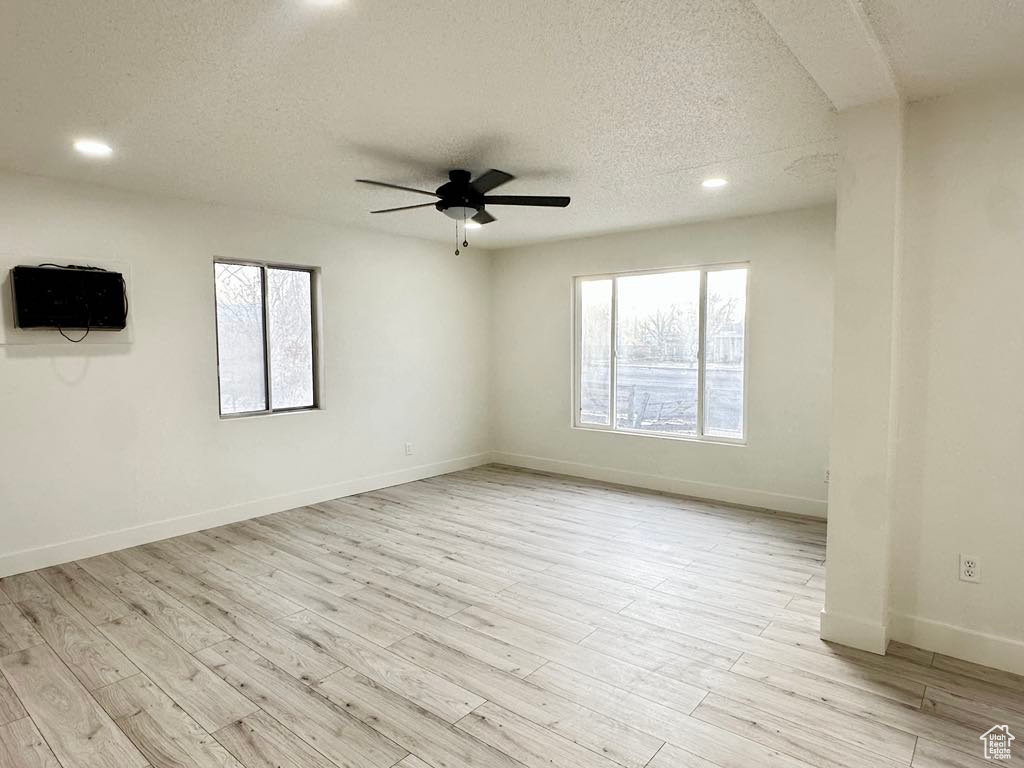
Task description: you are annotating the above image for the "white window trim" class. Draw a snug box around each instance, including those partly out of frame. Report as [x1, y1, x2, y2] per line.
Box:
[571, 261, 750, 445]
[214, 258, 323, 419]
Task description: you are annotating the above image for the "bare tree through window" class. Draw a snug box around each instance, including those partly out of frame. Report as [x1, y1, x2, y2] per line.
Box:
[215, 261, 317, 416]
[580, 280, 612, 425]
[704, 269, 747, 437]
[215, 263, 266, 414]
[268, 268, 314, 410]
[576, 265, 747, 439]
[615, 271, 700, 434]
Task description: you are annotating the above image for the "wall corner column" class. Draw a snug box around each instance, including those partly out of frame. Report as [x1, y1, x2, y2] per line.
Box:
[821, 99, 904, 654]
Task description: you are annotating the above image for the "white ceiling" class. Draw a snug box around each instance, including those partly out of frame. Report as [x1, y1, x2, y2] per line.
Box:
[755, 0, 1024, 108]
[862, 0, 1024, 100]
[4, 2, 1019, 248]
[751, 0, 899, 110]
[0, 0, 838, 248]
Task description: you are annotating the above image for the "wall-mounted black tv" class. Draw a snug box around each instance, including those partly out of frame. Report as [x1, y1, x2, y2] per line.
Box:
[11, 265, 127, 330]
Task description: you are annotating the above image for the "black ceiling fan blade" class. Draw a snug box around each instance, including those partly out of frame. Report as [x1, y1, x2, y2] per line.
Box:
[470, 169, 515, 194]
[484, 195, 570, 207]
[356, 179, 439, 197]
[472, 209, 496, 225]
[370, 203, 437, 214]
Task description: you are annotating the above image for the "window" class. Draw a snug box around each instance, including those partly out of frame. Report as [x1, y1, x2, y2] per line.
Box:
[575, 264, 748, 441]
[214, 260, 319, 416]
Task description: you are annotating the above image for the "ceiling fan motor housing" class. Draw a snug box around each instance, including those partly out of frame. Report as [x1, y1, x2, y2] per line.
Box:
[436, 169, 484, 219]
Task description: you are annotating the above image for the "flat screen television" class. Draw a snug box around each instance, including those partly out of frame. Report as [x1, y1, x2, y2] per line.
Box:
[11, 265, 127, 331]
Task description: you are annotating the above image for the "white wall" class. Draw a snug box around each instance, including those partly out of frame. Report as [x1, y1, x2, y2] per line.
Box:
[821, 100, 904, 654]
[887, 86, 1024, 671]
[0, 172, 492, 575]
[490, 206, 835, 517]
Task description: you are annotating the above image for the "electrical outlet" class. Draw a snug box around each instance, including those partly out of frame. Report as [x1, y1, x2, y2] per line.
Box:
[404, 442, 414, 456]
[824, 469, 830, 484]
[959, 554, 980, 583]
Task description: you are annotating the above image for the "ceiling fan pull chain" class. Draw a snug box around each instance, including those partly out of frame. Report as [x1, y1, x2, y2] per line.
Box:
[454, 220, 460, 256]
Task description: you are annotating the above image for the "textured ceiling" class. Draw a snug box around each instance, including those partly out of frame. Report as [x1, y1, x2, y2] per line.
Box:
[0, 1, 838, 247]
[751, 0, 898, 110]
[862, 0, 1024, 100]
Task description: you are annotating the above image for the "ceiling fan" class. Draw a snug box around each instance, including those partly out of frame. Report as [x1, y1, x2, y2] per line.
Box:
[356, 169, 570, 227]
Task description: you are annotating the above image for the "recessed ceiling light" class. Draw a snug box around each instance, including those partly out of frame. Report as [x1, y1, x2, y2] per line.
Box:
[73, 139, 113, 158]
[702, 177, 728, 189]
[465, 221, 483, 230]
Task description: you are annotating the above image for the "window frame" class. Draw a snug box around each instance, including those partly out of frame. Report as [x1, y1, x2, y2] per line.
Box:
[572, 261, 750, 445]
[213, 258, 322, 419]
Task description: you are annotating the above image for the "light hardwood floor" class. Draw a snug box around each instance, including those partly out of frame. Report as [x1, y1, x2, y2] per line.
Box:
[1, 465, 1021, 768]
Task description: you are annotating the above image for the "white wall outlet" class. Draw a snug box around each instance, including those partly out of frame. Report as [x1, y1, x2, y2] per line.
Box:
[959, 554, 980, 583]
[404, 442, 414, 456]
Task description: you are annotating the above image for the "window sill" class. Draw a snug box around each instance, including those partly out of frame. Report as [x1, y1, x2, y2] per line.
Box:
[571, 423, 746, 446]
[219, 406, 322, 420]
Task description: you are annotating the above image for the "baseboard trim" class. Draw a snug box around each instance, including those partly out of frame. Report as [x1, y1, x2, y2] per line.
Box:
[889, 611, 1024, 677]
[820, 609, 889, 654]
[0, 452, 491, 578]
[490, 451, 827, 518]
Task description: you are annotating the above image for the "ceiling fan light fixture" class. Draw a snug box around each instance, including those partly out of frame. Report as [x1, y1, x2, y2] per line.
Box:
[442, 205, 479, 221]
[465, 221, 482, 230]
[702, 177, 728, 189]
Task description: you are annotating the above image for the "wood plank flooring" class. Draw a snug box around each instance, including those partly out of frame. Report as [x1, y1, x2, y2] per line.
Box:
[1, 465, 1021, 767]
